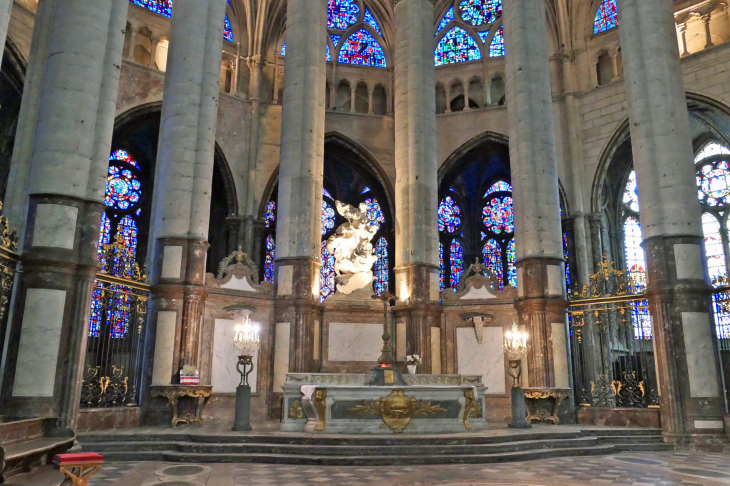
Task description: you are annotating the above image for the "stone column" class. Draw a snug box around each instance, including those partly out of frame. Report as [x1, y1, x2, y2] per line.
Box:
[588, 213, 605, 270]
[126, 22, 138, 62]
[392, 0, 440, 372]
[0, 0, 128, 432]
[463, 79, 470, 111]
[350, 84, 356, 112]
[148, 34, 160, 69]
[617, 0, 726, 445]
[240, 56, 263, 257]
[702, 14, 714, 49]
[275, 0, 327, 373]
[504, 0, 568, 388]
[145, 0, 227, 389]
[367, 85, 374, 115]
[677, 23, 690, 57]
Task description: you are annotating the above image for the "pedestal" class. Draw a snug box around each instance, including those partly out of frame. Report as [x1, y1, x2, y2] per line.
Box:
[509, 387, 531, 429]
[232, 385, 252, 432]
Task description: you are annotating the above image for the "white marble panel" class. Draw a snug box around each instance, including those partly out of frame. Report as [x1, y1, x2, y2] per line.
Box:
[682, 312, 720, 397]
[313, 320, 320, 359]
[694, 420, 724, 429]
[431, 327, 441, 374]
[547, 265, 564, 296]
[151, 311, 177, 385]
[460, 286, 496, 300]
[429, 271, 440, 302]
[13, 289, 66, 397]
[220, 276, 256, 292]
[675, 244, 703, 280]
[277, 265, 293, 296]
[161, 246, 183, 279]
[396, 322, 406, 361]
[273, 322, 290, 393]
[32, 204, 77, 249]
[551, 322, 569, 389]
[457, 326, 505, 395]
[517, 267, 524, 297]
[328, 323, 383, 362]
[212, 319, 258, 393]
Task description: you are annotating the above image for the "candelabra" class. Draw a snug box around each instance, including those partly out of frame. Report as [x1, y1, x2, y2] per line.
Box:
[504, 319, 530, 429]
[225, 305, 260, 431]
[369, 292, 406, 386]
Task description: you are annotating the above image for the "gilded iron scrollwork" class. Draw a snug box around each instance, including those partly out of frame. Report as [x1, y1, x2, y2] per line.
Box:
[347, 390, 447, 433]
[288, 400, 305, 419]
[462, 388, 482, 430]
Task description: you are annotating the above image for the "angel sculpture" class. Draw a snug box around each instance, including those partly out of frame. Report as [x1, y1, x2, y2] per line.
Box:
[325, 201, 379, 295]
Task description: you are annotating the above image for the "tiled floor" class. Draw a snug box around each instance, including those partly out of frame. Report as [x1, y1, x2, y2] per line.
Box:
[7, 452, 730, 486]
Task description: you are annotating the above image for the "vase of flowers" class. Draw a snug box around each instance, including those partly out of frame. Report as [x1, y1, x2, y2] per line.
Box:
[405, 354, 421, 374]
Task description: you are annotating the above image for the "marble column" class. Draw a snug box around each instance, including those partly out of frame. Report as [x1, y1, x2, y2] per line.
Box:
[617, 0, 726, 445]
[392, 0, 440, 373]
[274, 0, 327, 373]
[504, 0, 568, 388]
[0, 0, 128, 432]
[144, 0, 227, 388]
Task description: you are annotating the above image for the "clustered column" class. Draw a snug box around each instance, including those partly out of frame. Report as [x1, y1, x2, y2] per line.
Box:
[145, 0, 227, 389]
[503, 0, 569, 388]
[392, 0, 440, 372]
[617, 0, 726, 445]
[0, 0, 128, 432]
[274, 0, 327, 372]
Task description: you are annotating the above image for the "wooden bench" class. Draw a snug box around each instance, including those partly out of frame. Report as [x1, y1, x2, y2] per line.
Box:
[53, 453, 103, 486]
[0, 418, 74, 483]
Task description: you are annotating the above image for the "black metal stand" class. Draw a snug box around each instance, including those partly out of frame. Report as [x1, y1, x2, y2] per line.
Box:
[232, 355, 254, 432]
[507, 358, 531, 429]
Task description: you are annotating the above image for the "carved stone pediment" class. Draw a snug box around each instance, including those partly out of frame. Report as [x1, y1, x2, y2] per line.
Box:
[442, 272, 516, 302]
[205, 247, 274, 296]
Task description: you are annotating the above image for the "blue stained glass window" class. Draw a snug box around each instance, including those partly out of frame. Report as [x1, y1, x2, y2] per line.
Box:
[702, 213, 727, 286]
[623, 216, 646, 292]
[98, 213, 111, 260]
[483, 239, 503, 289]
[438, 196, 462, 233]
[450, 239, 464, 290]
[105, 166, 142, 210]
[264, 201, 276, 228]
[485, 181, 512, 197]
[323, 187, 334, 200]
[281, 43, 286, 56]
[109, 284, 132, 338]
[481, 231, 486, 241]
[364, 198, 385, 231]
[88, 286, 103, 338]
[483, 196, 514, 234]
[264, 235, 276, 283]
[110, 149, 140, 169]
[115, 216, 138, 278]
[223, 15, 233, 42]
[328, 0, 359, 30]
[593, 0, 617, 34]
[363, 9, 382, 35]
[435, 27, 481, 66]
[439, 241, 445, 291]
[330, 34, 341, 48]
[322, 200, 336, 235]
[477, 31, 490, 44]
[697, 160, 730, 207]
[507, 238, 516, 288]
[339, 29, 386, 67]
[459, 0, 502, 26]
[489, 25, 504, 57]
[563, 232, 571, 296]
[436, 6, 455, 35]
[320, 241, 336, 301]
[361, 186, 371, 194]
[374, 237, 389, 295]
[327, 43, 331, 62]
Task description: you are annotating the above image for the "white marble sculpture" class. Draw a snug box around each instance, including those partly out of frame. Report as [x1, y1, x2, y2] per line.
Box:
[325, 201, 378, 295]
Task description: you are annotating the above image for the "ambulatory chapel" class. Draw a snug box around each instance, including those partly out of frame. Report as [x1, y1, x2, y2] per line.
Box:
[0, 0, 730, 484]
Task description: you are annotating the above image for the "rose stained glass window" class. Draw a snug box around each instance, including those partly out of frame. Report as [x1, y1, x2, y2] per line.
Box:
[365, 198, 385, 231]
[374, 237, 389, 295]
[483, 239, 503, 288]
[435, 27, 481, 66]
[322, 200, 336, 235]
[450, 239, 464, 290]
[338, 29, 386, 67]
[483, 196, 514, 234]
[438, 196, 462, 233]
[484, 180, 511, 197]
[264, 235, 276, 283]
[697, 160, 730, 206]
[264, 201, 276, 228]
[328, 0, 359, 30]
[593, 0, 617, 34]
[105, 166, 142, 210]
[320, 241, 336, 301]
[696, 142, 730, 162]
[459, 0, 501, 26]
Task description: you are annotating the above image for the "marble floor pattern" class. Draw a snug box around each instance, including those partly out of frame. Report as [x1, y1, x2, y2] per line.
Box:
[7, 452, 730, 486]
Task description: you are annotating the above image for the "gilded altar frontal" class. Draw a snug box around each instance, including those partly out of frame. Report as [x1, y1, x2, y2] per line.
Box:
[0, 0, 729, 484]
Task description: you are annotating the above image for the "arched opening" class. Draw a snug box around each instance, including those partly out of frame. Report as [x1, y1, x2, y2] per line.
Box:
[489, 74, 505, 106]
[596, 51, 613, 86]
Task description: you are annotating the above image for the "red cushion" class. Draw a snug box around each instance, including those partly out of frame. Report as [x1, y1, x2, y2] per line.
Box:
[53, 453, 104, 465]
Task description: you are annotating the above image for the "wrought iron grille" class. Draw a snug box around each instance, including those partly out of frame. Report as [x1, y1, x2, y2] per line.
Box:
[0, 201, 19, 371]
[568, 259, 659, 409]
[710, 286, 730, 413]
[81, 235, 149, 408]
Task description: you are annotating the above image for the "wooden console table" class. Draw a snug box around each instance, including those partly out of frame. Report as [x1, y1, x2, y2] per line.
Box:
[150, 385, 213, 428]
[523, 388, 570, 425]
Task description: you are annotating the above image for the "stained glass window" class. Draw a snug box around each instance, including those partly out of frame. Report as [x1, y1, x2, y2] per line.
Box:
[88, 286, 103, 338]
[323, 187, 334, 200]
[339, 29, 387, 67]
[110, 149, 140, 169]
[365, 198, 385, 231]
[593, 0, 618, 34]
[484, 180, 511, 197]
[320, 241, 336, 301]
[116, 216, 139, 278]
[223, 15, 233, 43]
[264, 201, 276, 228]
[374, 237, 389, 295]
[563, 232, 571, 296]
[703, 213, 727, 286]
[489, 25, 504, 57]
[623, 217, 646, 292]
[322, 200, 336, 235]
[622, 170, 640, 212]
[109, 285, 132, 338]
[281, 43, 286, 56]
[363, 8, 382, 34]
[435, 27, 481, 66]
[361, 186, 371, 194]
[507, 239, 516, 287]
[481, 231, 486, 241]
[438, 196, 462, 233]
[439, 241, 445, 291]
[328, 0, 359, 30]
[697, 160, 730, 206]
[436, 6, 455, 35]
[130, 1, 234, 40]
[696, 141, 730, 162]
[330, 34, 341, 48]
[450, 239, 464, 290]
[459, 0, 502, 26]
[104, 166, 142, 210]
[264, 235, 276, 283]
[483, 196, 514, 234]
[98, 213, 111, 259]
[483, 239, 503, 288]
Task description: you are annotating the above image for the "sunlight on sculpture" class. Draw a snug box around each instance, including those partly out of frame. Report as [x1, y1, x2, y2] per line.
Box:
[325, 201, 378, 295]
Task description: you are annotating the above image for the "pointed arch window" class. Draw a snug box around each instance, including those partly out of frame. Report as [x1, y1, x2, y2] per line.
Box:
[435, 0, 503, 65]
[374, 237, 389, 295]
[450, 239, 464, 289]
[593, 0, 618, 34]
[480, 180, 515, 289]
[435, 27, 481, 66]
[326, 0, 387, 67]
[489, 25, 504, 57]
[130, 1, 235, 41]
[338, 29, 386, 67]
